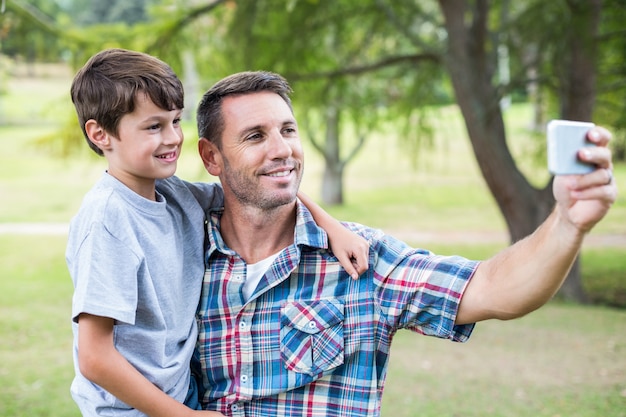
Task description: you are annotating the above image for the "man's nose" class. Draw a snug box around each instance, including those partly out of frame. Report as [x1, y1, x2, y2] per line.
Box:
[267, 130, 293, 159]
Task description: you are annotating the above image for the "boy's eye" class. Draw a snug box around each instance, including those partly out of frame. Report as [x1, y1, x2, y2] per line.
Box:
[148, 123, 160, 131]
[173, 118, 181, 126]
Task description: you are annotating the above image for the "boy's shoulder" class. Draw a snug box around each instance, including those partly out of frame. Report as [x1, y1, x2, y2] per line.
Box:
[79, 173, 126, 211]
[156, 176, 221, 193]
[157, 176, 224, 210]
[73, 173, 159, 227]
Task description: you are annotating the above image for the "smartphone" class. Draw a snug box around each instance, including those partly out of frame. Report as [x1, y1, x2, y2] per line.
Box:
[547, 119, 596, 175]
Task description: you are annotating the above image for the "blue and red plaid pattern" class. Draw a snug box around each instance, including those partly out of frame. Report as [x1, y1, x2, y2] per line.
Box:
[195, 201, 479, 416]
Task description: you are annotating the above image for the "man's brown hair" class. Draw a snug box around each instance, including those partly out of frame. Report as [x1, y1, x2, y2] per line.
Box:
[196, 71, 293, 149]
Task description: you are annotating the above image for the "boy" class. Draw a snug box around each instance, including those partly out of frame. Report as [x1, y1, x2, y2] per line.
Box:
[66, 49, 368, 417]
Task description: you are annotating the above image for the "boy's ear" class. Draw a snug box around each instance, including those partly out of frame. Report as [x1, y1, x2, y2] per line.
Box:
[198, 137, 222, 176]
[85, 119, 112, 151]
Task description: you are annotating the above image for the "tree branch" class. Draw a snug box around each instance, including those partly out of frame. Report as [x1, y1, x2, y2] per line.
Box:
[146, 0, 227, 53]
[288, 53, 440, 82]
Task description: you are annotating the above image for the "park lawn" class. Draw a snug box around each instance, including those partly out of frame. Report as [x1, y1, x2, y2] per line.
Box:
[0, 235, 625, 417]
[383, 302, 626, 417]
[0, 235, 76, 417]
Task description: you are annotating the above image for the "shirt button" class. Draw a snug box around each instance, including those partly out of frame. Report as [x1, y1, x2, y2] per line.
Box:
[231, 404, 239, 412]
[239, 321, 247, 330]
[308, 321, 317, 330]
[240, 374, 248, 383]
[234, 275, 242, 281]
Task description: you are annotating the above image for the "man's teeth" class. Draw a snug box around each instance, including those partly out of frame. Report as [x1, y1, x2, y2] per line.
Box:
[268, 171, 290, 177]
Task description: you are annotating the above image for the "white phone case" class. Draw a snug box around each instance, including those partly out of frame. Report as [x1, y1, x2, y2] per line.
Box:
[547, 120, 596, 175]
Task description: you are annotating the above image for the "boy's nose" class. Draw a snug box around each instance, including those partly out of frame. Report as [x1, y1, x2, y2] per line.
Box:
[164, 126, 183, 145]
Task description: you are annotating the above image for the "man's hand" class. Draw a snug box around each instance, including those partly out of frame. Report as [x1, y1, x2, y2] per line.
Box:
[553, 126, 617, 235]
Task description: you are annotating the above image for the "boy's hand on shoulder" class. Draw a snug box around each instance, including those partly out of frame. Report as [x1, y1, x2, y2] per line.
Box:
[330, 226, 370, 279]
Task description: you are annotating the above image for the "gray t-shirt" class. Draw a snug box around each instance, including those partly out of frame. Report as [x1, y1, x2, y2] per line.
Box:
[66, 173, 221, 417]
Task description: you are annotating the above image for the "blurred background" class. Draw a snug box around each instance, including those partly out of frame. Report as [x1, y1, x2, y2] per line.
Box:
[1, 1, 625, 416]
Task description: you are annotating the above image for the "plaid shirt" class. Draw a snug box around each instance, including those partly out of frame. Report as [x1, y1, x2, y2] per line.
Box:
[195, 201, 479, 416]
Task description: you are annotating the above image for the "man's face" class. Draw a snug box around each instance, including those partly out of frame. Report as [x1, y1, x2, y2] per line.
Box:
[211, 91, 304, 210]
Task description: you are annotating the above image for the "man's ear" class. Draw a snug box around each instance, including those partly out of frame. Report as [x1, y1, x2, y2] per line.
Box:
[85, 120, 112, 152]
[198, 137, 222, 176]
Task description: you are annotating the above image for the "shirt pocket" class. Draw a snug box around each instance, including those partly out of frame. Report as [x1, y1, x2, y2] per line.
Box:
[280, 299, 345, 376]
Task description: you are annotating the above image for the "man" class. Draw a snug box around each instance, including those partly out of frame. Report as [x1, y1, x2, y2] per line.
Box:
[193, 71, 617, 416]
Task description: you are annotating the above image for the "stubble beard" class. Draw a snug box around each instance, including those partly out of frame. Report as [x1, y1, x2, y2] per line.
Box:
[222, 156, 302, 211]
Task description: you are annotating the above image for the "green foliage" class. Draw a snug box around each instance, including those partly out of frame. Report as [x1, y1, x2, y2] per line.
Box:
[594, 0, 626, 160]
[500, 0, 626, 160]
[68, 0, 155, 26]
[1, 0, 66, 60]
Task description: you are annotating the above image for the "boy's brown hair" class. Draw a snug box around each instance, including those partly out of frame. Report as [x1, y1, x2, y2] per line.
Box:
[71, 48, 184, 156]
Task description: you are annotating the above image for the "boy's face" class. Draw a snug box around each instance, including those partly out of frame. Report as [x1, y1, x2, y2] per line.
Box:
[99, 93, 183, 199]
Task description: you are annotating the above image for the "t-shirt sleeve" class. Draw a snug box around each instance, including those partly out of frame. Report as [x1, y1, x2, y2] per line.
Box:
[156, 177, 224, 212]
[70, 221, 141, 325]
[184, 181, 224, 212]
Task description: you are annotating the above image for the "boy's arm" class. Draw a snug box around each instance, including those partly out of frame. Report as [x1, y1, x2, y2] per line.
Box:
[77, 314, 223, 417]
[297, 192, 369, 279]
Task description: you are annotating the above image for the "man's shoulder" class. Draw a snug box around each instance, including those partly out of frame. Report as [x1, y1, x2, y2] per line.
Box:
[339, 221, 382, 236]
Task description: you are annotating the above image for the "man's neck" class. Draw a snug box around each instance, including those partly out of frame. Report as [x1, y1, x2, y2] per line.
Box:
[219, 202, 297, 264]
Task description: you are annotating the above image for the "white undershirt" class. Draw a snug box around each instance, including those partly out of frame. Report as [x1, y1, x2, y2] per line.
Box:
[244, 252, 281, 301]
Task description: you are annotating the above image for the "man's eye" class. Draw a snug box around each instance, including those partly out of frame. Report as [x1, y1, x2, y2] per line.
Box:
[247, 133, 263, 141]
[173, 118, 181, 126]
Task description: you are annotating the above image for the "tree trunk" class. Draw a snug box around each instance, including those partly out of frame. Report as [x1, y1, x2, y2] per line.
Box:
[554, 0, 601, 302]
[321, 105, 344, 205]
[439, 0, 555, 243]
[181, 49, 199, 122]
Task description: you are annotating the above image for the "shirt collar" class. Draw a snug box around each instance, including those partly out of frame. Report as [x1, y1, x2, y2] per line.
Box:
[206, 198, 330, 260]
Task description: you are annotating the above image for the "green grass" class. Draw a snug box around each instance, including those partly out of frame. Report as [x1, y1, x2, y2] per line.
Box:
[1, 64, 625, 417]
[0, 235, 76, 417]
[383, 303, 626, 416]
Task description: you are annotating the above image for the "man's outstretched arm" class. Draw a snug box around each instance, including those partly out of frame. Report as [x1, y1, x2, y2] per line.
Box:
[456, 127, 617, 324]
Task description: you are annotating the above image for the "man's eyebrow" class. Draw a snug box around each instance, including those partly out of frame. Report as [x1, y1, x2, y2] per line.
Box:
[238, 124, 264, 137]
[238, 118, 297, 136]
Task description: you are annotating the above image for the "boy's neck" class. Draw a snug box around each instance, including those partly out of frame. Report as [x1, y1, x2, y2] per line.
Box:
[106, 170, 158, 201]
